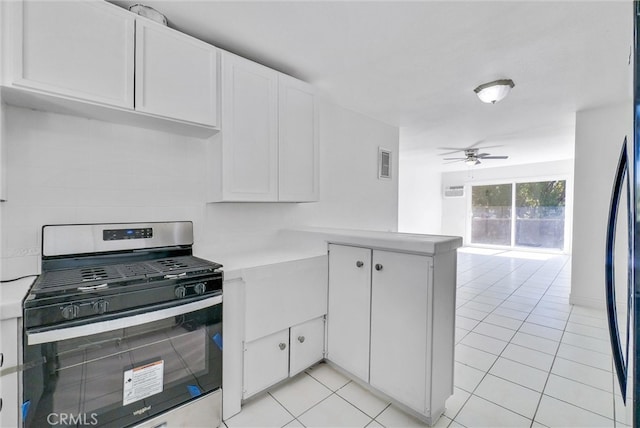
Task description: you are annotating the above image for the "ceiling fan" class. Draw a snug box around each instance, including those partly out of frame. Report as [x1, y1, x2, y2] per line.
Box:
[439, 145, 509, 166]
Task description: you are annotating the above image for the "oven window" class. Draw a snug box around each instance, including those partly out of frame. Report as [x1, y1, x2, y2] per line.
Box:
[23, 303, 222, 427]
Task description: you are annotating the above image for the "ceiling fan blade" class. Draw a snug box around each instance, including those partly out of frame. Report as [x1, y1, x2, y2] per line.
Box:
[437, 147, 469, 156]
[443, 157, 467, 160]
[476, 153, 491, 157]
[472, 145, 502, 151]
[481, 155, 509, 159]
[437, 147, 468, 151]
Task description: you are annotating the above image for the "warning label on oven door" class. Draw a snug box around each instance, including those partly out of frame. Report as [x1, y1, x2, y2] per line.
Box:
[123, 360, 164, 406]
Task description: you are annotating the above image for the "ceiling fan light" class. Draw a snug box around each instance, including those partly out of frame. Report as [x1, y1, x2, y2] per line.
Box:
[465, 158, 479, 166]
[474, 79, 515, 104]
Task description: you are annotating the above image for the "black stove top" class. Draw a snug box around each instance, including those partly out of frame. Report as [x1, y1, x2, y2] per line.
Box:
[32, 256, 222, 294]
[25, 222, 223, 329]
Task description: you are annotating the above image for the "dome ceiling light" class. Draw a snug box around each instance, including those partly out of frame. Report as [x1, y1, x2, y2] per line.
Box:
[473, 79, 515, 104]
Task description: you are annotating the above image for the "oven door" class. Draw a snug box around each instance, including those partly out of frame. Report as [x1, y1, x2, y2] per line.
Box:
[22, 295, 222, 428]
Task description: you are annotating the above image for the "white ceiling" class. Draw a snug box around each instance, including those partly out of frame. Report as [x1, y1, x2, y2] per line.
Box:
[112, 0, 633, 171]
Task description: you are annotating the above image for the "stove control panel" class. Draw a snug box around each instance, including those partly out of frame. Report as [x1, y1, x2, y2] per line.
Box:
[103, 227, 153, 241]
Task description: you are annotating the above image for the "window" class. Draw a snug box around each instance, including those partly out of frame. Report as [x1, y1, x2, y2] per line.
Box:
[471, 180, 566, 250]
[471, 184, 512, 246]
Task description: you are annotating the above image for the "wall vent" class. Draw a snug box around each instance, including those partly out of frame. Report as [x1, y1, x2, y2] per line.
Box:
[443, 185, 464, 198]
[378, 148, 392, 179]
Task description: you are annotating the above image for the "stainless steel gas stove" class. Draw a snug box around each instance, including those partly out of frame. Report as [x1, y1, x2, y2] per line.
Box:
[22, 221, 223, 428]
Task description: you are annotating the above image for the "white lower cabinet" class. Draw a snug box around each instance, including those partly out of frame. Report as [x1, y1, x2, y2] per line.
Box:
[243, 329, 290, 398]
[326, 244, 371, 381]
[243, 316, 325, 399]
[0, 317, 20, 428]
[289, 317, 325, 376]
[370, 250, 430, 413]
[327, 244, 455, 424]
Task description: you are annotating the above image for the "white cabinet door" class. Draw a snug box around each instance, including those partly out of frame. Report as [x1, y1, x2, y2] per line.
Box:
[135, 19, 218, 126]
[11, 0, 134, 108]
[221, 52, 278, 201]
[278, 74, 319, 202]
[370, 250, 431, 413]
[327, 244, 371, 381]
[290, 317, 325, 376]
[0, 318, 19, 428]
[243, 329, 289, 399]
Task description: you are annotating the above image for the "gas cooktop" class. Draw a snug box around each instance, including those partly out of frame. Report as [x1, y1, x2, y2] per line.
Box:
[24, 222, 223, 329]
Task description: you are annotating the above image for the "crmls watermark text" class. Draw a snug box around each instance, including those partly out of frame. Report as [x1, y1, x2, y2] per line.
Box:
[47, 413, 98, 426]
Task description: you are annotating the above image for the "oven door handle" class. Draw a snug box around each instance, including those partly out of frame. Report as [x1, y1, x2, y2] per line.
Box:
[26, 295, 222, 345]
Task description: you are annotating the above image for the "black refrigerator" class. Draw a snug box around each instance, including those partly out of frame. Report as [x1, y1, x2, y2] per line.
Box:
[607, 2, 640, 426]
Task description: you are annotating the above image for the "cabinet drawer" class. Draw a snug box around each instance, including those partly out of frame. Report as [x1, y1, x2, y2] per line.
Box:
[243, 329, 289, 399]
[244, 256, 328, 342]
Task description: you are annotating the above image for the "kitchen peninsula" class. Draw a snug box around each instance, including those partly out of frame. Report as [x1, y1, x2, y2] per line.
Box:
[213, 228, 462, 425]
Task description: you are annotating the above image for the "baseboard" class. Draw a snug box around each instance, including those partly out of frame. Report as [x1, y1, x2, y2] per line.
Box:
[569, 293, 605, 310]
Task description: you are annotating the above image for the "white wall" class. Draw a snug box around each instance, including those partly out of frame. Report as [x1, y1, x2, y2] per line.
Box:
[0, 101, 399, 280]
[440, 160, 574, 247]
[571, 101, 632, 309]
[398, 151, 442, 234]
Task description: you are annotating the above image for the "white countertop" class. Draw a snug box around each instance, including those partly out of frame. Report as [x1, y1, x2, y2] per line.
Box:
[285, 227, 463, 255]
[195, 247, 328, 281]
[0, 276, 36, 320]
[197, 228, 462, 282]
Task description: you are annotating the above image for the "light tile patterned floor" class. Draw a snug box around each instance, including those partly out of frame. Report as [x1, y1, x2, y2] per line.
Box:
[224, 248, 623, 428]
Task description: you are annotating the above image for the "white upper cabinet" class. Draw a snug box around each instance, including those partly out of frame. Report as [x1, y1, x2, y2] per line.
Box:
[9, 0, 135, 108]
[218, 52, 279, 201]
[278, 74, 319, 202]
[135, 19, 218, 127]
[208, 51, 318, 202]
[2, 0, 219, 133]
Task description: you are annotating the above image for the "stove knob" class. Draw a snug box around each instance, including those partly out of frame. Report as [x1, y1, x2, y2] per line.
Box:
[61, 304, 80, 320]
[194, 283, 206, 295]
[175, 286, 187, 299]
[92, 300, 109, 314]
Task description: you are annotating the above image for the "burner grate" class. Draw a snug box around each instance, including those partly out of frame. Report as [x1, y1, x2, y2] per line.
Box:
[119, 263, 160, 277]
[38, 265, 122, 289]
[80, 267, 110, 282]
[158, 259, 190, 270]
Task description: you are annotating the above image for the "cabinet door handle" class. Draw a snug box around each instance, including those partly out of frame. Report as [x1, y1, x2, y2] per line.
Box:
[297, 336, 305, 343]
[356, 261, 364, 268]
[375, 264, 383, 271]
[278, 342, 287, 351]
[0, 352, 3, 368]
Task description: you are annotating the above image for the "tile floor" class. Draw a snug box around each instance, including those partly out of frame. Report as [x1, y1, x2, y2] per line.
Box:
[224, 248, 623, 428]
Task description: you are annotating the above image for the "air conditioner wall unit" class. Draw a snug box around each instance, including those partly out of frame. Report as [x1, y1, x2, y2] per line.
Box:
[443, 185, 464, 198]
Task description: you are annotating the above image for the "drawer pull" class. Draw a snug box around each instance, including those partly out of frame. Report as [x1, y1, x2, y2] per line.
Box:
[375, 264, 383, 271]
[278, 343, 287, 351]
[298, 336, 305, 343]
